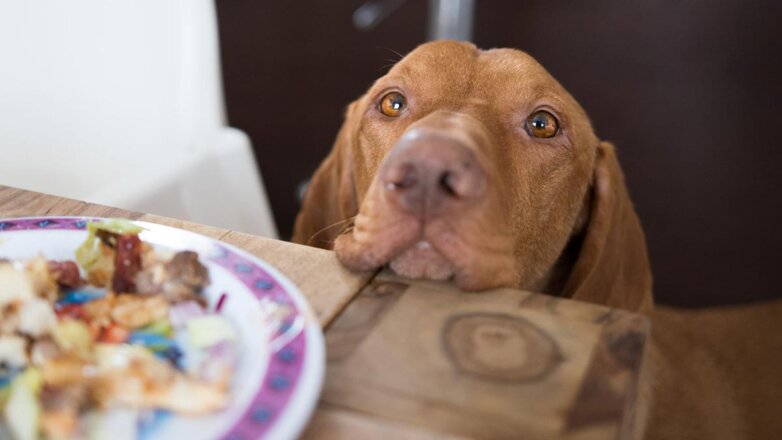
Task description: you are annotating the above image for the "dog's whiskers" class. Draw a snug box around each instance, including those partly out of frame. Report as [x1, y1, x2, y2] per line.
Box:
[378, 46, 404, 61]
[308, 216, 356, 247]
[376, 47, 405, 72]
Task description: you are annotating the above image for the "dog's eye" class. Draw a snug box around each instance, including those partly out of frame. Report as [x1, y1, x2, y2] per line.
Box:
[379, 92, 407, 117]
[526, 110, 559, 138]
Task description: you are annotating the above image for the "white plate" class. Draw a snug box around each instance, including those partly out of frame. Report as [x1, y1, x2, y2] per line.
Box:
[0, 217, 324, 440]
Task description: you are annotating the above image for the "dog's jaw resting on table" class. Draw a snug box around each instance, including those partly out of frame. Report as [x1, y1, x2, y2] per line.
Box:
[293, 41, 782, 440]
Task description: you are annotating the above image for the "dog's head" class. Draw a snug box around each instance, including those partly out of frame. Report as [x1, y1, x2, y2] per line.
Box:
[294, 41, 652, 312]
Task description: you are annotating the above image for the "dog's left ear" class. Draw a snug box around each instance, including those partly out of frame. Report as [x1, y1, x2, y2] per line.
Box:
[292, 102, 360, 248]
[561, 142, 654, 314]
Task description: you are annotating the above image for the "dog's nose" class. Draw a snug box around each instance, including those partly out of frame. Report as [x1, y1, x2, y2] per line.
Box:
[379, 133, 485, 216]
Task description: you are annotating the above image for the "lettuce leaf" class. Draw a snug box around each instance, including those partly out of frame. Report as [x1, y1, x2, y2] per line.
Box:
[75, 219, 144, 270]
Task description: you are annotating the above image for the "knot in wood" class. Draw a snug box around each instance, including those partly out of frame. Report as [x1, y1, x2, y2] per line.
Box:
[442, 312, 562, 382]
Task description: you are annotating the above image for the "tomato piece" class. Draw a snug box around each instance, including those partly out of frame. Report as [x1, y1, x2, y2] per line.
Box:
[99, 325, 130, 344]
[54, 304, 85, 320]
[88, 321, 102, 340]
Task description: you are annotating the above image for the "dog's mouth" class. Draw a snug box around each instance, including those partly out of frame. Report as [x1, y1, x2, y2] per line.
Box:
[333, 210, 520, 291]
[388, 240, 455, 281]
[335, 229, 461, 285]
[332, 214, 454, 280]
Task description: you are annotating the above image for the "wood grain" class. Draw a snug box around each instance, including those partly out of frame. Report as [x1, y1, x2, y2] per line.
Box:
[321, 270, 649, 440]
[0, 185, 63, 217]
[442, 312, 563, 383]
[301, 403, 473, 440]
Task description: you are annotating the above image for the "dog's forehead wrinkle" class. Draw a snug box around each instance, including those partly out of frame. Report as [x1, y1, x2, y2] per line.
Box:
[389, 42, 480, 94]
[481, 47, 551, 78]
[464, 96, 490, 108]
[475, 50, 586, 114]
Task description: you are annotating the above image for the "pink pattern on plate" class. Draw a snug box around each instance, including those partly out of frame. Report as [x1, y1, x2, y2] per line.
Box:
[209, 245, 306, 439]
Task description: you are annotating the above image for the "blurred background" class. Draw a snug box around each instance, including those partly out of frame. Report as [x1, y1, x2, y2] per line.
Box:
[216, 0, 781, 308]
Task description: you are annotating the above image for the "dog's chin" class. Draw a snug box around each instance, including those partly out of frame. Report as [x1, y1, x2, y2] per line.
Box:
[336, 228, 520, 291]
[388, 240, 455, 281]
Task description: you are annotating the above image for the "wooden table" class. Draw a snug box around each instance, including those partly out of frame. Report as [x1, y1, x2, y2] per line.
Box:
[0, 185, 649, 440]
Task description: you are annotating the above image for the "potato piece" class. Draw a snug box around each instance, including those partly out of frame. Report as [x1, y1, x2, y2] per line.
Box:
[0, 335, 28, 369]
[0, 263, 35, 308]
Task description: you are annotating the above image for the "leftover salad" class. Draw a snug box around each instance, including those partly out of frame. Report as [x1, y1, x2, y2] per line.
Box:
[0, 220, 238, 440]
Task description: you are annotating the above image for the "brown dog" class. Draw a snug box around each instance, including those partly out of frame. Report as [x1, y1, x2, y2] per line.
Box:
[293, 41, 781, 439]
[294, 40, 652, 314]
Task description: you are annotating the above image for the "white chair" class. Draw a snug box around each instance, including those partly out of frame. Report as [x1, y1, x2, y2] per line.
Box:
[0, 1, 278, 238]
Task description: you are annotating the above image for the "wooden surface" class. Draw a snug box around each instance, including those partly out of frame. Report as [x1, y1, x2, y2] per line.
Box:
[308, 272, 648, 440]
[0, 185, 649, 439]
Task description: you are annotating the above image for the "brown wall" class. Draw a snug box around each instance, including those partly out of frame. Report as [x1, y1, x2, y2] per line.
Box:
[216, 1, 782, 307]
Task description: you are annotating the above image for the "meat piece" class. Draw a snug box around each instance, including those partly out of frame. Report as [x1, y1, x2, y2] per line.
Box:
[100, 373, 228, 415]
[81, 296, 114, 326]
[165, 251, 209, 289]
[112, 234, 142, 293]
[158, 283, 203, 305]
[110, 295, 168, 329]
[161, 251, 210, 302]
[47, 261, 83, 288]
[135, 251, 210, 303]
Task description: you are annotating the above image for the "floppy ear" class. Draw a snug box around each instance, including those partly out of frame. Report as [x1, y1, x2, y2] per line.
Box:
[561, 142, 654, 314]
[292, 102, 360, 249]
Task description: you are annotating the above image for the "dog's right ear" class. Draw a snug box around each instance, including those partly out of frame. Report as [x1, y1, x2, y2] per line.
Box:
[292, 102, 360, 248]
